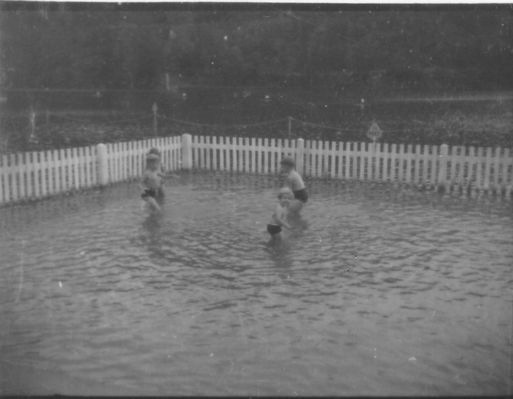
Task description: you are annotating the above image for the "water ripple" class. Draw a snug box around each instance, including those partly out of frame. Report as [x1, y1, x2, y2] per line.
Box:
[0, 174, 512, 396]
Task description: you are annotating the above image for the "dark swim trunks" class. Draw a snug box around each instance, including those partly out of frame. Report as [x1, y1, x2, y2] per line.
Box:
[267, 224, 282, 235]
[141, 189, 157, 199]
[293, 189, 308, 203]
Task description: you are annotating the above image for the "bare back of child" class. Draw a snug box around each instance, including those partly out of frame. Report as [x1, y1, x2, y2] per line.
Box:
[141, 154, 163, 213]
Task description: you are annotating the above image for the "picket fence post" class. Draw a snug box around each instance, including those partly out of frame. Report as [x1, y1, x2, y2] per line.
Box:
[96, 143, 108, 186]
[181, 133, 192, 169]
[437, 143, 449, 192]
[296, 138, 305, 175]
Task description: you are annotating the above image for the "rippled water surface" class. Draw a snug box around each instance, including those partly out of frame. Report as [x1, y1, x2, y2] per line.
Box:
[1, 173, 512, 395]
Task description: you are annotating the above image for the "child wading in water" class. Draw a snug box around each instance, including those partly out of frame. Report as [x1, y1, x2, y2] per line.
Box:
[148, 147, 166, 202]
[140, 153, 164, 213]
[280, 157, 308, 213]
[267, 187, 293, 240]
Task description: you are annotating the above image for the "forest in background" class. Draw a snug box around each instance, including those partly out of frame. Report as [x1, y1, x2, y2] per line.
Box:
[0, 3, 512, 152]
[1, 3, 512, 96]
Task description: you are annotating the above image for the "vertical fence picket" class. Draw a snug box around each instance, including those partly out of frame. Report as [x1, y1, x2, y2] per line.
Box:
[334, 141, 344, 179]
[7, 154, 15, 202]
[0, 156, 5, 204]
[121, 142, 127, 181]
[456, 146, 465, 188]
[63, 148, 71, 191]
[214, 136, 220, 171]
[81, 147, 88, 188]
[404, 144, 412, 184]
[203, 136, 209, 170]
[227, 136, 232, 172]
[343, 142, 350, 179]
[256, 137, 263, 174]
[24, 153, 33, 200]
[504, 149, 512, 197]
[367, 142, 374, 180]
[328, 141, 335, 178]
[388, 144, 395, 182]
[242, 137, 247, 173]
[381, 143, 388, 181]
[431, 145, 439, 185]
[420, 145, 429, 184]
[355, 143, 363, 181]
[474, 147, 483, 192]
[231, 137, 237, 173]
[218, 136, 224, 172]
[127, 141, 134, 179]
[63, 148, 70, 192]
[269, 138, 276, 174]
[412, 144, 419, 184]
[2, 136, 513, 206]
[322, 140, 329, 178]
[482, 147, 492, 191]
[37, 152, 44, 198]
[111, 143, 117, 183]
[4, 154, 12, 202]
[502, 148, 511, 191]
[310, 140, 317, 178]
[71, 148, 80, 190]
[87, 146, 95, 187]
[194, 136, 200, 170]
[447, 145, 455, 190]
[50, 149, 58, 194]
[493, 147, 501, 192]
[318, 140, 324, 178]
[116, 143, 122, 182]
[261, 138, 267, 175]
[17, 153, 27, 200]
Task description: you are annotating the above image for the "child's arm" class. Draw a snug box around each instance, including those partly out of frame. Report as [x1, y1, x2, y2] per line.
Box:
[275, 204, 292, 229]
[139, 171, 150, 191]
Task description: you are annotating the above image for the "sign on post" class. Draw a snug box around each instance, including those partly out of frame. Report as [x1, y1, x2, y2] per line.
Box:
[366, 122, 383, 143]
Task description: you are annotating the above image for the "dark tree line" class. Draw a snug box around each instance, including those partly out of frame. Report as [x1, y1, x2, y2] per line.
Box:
[1, 3, 512, 96]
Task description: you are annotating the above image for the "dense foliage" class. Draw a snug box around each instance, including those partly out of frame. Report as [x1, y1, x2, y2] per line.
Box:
[1, 4, 512, 94]
[0, 3, 512, 152]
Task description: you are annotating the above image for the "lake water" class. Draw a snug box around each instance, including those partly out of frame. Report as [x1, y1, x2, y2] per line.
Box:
[0, 172, 512, 395]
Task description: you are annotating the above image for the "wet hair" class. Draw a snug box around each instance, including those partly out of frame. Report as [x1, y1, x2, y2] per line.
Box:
[146, 153, 160, 162]
[278, 187, 293, 199]
[280, 157, 295, 167]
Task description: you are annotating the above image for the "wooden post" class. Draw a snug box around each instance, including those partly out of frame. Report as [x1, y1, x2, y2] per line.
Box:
[152, 102, 158, 137]
[29, 110, 37, 144]
[288, 116, 292, 139]
[296, 138, 304, 175]
[96, 143, 109, 186]
[437, 143, 449, 193]
[181, 133, 192, 169]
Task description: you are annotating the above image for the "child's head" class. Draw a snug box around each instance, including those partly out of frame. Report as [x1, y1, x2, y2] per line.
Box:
[280, 157, 295, 172]
[148, 147, 161, 157]
[278, 187, 294, 205]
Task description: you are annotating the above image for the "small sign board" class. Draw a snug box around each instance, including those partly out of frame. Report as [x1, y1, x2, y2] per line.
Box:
[366, 122, 383, 142]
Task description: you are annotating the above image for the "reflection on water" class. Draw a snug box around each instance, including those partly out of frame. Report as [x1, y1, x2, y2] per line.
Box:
[0, 173, 512, 396]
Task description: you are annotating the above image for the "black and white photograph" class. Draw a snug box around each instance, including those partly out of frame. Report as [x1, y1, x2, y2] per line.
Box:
[0, 1, 512, 396]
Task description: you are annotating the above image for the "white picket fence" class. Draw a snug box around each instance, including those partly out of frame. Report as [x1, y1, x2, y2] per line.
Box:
[1, 133, 512, 205]
[187, 135, 513, 197]
[0, 136, 181, 205]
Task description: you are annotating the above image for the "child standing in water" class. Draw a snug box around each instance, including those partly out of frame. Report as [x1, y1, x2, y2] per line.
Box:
[280, 157, 308, 213]
[267, 187, 293, 239]
[148, 147, 165, 201]
[140, 153, 164, 213]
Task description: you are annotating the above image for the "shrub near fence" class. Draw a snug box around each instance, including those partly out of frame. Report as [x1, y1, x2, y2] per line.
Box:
[0, 134, 512, 206]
